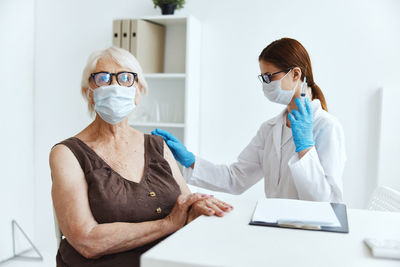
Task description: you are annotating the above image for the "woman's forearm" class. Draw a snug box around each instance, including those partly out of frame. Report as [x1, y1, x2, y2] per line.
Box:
[71, 218, 173, 259]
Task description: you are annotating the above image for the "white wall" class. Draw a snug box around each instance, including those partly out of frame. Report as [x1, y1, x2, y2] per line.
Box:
[33, 0, 400, 253]
[378, 87, 400, 191]
[0, 0, 35, 262]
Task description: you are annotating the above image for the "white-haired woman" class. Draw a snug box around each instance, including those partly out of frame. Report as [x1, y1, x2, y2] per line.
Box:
[49, 46, 233, 267]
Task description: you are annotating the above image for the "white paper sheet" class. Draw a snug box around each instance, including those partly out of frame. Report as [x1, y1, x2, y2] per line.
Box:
[252, 198, 341, 227]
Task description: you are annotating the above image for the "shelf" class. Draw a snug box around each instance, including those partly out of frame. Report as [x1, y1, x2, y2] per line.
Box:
[130, 122, 185, 128]
[144, 73, 185, 79]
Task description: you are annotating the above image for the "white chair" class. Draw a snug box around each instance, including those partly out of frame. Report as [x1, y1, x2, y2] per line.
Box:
[51, 175, 63, 247]
[53, 207, 63, 247]
[367, 186, 400, 212]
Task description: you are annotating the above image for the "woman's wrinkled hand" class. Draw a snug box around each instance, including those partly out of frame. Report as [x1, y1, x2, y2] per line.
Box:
[186, 196, 234, 224]
[164, 193, 210, 233]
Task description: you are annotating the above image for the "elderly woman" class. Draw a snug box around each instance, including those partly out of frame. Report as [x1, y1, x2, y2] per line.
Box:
[50, 46, 233, 267]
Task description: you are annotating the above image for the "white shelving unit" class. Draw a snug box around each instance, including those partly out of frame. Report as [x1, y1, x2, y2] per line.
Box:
[128, 15, 201, 155]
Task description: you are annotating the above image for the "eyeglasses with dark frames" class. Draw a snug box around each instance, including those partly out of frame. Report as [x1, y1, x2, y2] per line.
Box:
[90, 72, 137, 87]
[258, 67, 293, 84]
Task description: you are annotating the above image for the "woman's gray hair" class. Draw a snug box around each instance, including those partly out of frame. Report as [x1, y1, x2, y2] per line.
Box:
[81, 46, 148, 116]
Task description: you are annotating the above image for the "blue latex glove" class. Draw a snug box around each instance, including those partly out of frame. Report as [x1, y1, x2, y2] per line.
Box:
[288, 98, 315, 153]
[151, 128, 195, 168]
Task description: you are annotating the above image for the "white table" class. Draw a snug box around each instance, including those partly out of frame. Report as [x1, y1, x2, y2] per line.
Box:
[141, 196, 400, 267]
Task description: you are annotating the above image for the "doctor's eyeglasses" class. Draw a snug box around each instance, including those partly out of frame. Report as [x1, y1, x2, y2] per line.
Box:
[258, 67, 293, 84]
[90, 72, 137, 87]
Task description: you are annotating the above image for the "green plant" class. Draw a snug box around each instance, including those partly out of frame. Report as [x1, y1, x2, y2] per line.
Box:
[153, 0, 185, 10]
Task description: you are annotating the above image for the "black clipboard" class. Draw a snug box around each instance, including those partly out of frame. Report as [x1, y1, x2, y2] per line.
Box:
[249, 203, 349, 234]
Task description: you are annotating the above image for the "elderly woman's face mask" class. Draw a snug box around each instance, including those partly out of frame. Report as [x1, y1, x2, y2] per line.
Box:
[90, 84, 136, 124]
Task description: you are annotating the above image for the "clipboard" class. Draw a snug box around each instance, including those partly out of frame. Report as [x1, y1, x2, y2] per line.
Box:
[249, 203, 349, 234]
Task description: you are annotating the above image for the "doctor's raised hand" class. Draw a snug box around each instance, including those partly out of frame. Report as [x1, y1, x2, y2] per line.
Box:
[288, 97, 315, 157]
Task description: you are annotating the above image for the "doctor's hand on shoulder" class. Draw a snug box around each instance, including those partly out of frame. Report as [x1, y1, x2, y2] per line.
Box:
[288, 97, 315, 156]
[151, 128, 195, 168]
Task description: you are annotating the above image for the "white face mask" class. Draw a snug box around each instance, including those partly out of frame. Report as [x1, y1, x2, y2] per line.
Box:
[91, 84, 136, 124]
[262, 69, 299, 105]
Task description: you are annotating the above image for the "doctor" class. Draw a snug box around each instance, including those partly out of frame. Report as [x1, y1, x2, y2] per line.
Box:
[153, 38, 346, 202]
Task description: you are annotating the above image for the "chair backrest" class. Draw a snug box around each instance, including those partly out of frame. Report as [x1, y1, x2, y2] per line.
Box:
[51, 175, 63, 248]
[367, 186, 400, 212]
[53, 207, 62, 247]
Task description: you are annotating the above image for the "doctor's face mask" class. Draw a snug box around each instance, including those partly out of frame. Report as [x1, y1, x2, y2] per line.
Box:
[262, 69, 299, 105]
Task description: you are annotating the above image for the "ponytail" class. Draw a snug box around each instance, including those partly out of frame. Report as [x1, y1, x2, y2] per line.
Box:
[310, 82, 328, 111]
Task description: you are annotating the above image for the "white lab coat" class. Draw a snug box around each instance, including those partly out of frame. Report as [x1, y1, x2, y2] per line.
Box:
[183, 99, 346, 202]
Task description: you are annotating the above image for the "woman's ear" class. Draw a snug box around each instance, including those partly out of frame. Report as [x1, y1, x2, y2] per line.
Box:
[137, 81, 145, 94]
[134, 84, 142, 105]
[292, 67, 302, 82]
[85, 87, 94, 105]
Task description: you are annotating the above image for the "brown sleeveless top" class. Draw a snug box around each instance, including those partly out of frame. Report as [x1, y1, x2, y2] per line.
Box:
[55, 134, 181, 267]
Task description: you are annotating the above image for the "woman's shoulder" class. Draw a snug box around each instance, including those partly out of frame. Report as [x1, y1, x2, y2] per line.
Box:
[51, 137, 85, 157]
[50, 137, 91, 170]
[49, 139, 81, 171]
[146, 133, 166, 155]
[50, 141, 71, 157]
[314, 110, 345, 142]
[315, 109, 343, 130]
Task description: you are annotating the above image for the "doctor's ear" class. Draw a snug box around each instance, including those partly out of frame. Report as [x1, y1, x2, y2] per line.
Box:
[292, 67, 302, 81]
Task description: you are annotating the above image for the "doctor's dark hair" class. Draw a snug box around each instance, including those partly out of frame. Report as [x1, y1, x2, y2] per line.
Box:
[258, 38, 328, 111]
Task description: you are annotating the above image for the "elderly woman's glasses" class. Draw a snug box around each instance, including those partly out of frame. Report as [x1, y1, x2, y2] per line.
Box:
[90, 72, 137, 87]
[258, 67, 293, 84]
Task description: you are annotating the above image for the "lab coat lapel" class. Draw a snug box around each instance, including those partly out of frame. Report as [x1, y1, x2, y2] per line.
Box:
[272, 119, 282, 162]
[269, 108, 286, 158]
[267, 109, 286, 188]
